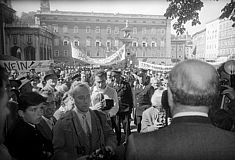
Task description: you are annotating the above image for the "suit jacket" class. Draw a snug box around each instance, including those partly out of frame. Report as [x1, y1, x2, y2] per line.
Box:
[135, 84, 154, 116]
[112, 80, 133, 114]
[126, 116, 235, 160]
[37, 118, 53, 141]
[53, 108, 117, 160]
[37, 118, 54, 155]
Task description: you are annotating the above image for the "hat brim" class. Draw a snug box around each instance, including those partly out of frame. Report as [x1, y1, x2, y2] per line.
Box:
[43, 74, 60, 81]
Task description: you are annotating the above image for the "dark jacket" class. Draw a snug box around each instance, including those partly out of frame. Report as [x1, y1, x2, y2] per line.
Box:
[135, 84, 154, 116]
[112, 80, 133, 114]
[5, 119, 50, 160]
[126, 116, 235, 160]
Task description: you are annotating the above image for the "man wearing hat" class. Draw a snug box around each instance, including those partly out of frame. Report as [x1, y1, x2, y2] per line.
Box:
[41, 70, 61, 109]
[111, 70, 133, 145]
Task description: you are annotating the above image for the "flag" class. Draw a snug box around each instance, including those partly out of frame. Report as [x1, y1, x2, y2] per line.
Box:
[71, 43, 82, 59]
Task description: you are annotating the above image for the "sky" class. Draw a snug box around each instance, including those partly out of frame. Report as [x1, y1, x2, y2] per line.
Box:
[11, 0, 229, 35]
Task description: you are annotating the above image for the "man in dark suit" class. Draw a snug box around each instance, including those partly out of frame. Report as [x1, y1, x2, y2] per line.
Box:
[126, 59, 235, 160]
[134, 72, 154, 132]
[111, 70, 133, 145]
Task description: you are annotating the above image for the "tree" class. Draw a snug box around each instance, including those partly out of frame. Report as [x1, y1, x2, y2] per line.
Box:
[20, 11, 36, 25]
[164, 0, 235, 35]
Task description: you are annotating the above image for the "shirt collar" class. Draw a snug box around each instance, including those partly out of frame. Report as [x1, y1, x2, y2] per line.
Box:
[173, 112, 208, 118]
[93, 85, 107, 93]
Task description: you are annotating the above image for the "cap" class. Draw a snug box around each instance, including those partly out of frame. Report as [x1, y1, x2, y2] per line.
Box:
[43, 70, 59, 81]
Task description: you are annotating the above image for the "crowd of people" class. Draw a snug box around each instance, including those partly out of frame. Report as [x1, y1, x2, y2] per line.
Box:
[0, 59, 235, 160]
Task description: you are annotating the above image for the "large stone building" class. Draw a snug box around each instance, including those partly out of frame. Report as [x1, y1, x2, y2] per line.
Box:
[35, 0, 172, 65]
[5, 24, 55, 60]
[218, 18, 235, 60]
[0, 0, 15, 55]
[192, 28, 206, 61]
[205, 18, 220, 61]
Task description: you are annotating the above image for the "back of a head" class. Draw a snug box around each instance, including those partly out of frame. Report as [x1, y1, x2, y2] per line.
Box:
[168, 59, 219, 107]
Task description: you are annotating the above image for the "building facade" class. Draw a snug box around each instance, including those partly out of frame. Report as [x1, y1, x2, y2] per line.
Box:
[35, 0, 172, 65]
[170, 34, 188, 63]
[218, 18, 235, 60]
[205, 19, 220, 61]
[0, 0, 15, 55]
[192, 28, 206, 61]
[5, 24, 54, 61]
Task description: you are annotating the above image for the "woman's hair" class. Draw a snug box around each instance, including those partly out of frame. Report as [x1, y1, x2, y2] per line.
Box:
[18, 92, 46, 112]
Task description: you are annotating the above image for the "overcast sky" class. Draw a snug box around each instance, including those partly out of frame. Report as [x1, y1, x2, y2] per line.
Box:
[11, 0, 229, 35]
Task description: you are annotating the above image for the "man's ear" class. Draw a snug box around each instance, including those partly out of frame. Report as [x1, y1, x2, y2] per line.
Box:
[167, 87, 174, 111]
[18, 110, 24, 118]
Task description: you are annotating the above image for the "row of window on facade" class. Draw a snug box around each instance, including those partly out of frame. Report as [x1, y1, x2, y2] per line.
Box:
[12, 34, 33, 45]
[57, 39, 163, 48]
[219, 48, 235, 56]
[51, 25, 165, 35]
[53, 49, 164, 58]
[219, 30, 235, 38]
[206, 44, 217, 50]
[219, 21, 235, 30]
[219, 39, 235, 47]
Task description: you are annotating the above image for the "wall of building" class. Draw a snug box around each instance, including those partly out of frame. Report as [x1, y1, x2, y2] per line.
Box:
[205, 19, 220, 61]
[5, 25, 54, 60]
[35, 8, 171, 65]
[219, 18, 235, 59]
[192, 29, 206, 60]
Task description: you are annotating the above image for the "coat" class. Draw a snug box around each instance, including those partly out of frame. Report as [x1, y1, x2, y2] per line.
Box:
[5, 119, 50, 160]
[53, 108, 117, 160]
[134, 84, 154, 116]
[112, 80, 133, 114]
[126, 116, 235, 160]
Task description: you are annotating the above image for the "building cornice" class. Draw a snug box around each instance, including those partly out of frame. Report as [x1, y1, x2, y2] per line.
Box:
[35, 10, 168, 20]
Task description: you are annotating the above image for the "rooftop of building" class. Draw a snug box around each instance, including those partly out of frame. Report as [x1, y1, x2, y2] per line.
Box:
[192, 28, 206, 38]
[36, 9, 168, 20]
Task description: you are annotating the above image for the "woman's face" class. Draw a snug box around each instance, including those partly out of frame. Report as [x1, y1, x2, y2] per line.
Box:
[21, 103, 44, 124]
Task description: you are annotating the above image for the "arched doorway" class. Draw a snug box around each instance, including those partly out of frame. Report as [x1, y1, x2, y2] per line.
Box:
[24, 46, 35, 60]
[11, 46, 22, 60]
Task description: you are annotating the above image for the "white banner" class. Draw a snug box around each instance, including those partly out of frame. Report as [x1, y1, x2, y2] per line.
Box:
[0, 60, 54, 73]
[71, 44, 126, 65]
[139, 61, 173, 72]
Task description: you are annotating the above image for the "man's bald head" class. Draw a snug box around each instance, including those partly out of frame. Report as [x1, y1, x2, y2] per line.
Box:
[168, 59, 219, 107]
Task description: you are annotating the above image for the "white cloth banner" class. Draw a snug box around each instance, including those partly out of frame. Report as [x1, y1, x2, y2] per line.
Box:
[71, 44, 126, 65]
[0, 60, 54, 73]
[138, 61, 173, 72]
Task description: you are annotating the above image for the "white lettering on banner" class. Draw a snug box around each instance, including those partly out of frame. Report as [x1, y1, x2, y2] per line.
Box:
[0, 60, 54, 73]
[71, 43, 126, 65]
[138, 61, 173, 72]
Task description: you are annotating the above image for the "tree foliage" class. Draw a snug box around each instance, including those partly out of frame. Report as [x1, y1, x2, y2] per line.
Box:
[164, 0, 235, 35]
[20, 11, 36, 25]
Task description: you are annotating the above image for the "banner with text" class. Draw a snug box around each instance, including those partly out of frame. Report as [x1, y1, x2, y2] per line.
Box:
[138, 61, 173, 72]
[71, 44, 126, 65]
[0, 60, 54, 73]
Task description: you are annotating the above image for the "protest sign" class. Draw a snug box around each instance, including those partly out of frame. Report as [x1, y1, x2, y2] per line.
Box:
[0, 60, 54, 73]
